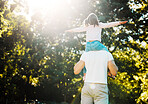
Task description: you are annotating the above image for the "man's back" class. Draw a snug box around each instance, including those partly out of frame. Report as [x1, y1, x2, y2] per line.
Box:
[74, 50, 118, 104]
[80, 50, 113, 84]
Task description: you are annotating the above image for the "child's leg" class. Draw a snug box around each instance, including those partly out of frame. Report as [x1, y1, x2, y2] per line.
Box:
[81, 66, 86, 80]
[83, 67, 86, 81]
[86, 40, 109, 52]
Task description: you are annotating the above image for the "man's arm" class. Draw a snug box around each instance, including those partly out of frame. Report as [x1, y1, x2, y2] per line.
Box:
[74, 60, 85, 75]
[108, 60, 118, 76]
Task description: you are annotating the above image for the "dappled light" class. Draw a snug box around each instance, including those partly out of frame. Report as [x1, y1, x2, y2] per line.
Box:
[0, 0, 147, 104]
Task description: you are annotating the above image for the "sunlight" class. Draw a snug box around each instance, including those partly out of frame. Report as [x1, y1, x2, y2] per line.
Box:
[27, 0, 59, 9]
[27, 0, 71, 14]
[8, 0, 78, 24]
[25, 0, 73, 22]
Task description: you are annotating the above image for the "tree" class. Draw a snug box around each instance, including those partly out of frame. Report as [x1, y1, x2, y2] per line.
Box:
[0, 0, 147, 104]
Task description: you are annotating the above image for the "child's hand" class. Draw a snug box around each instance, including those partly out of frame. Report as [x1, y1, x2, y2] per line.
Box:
[65, 30, 69, 33]
[120, 21, 128, 24]
[83, 75, 86, 81]
[65, 29, 73, 33]
[83, 73, 86, 81]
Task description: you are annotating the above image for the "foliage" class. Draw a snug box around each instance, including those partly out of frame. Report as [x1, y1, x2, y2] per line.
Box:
[0, 0, 147, 104]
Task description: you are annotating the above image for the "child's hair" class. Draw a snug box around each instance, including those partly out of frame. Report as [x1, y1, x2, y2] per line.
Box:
[84, 13, 99, 27]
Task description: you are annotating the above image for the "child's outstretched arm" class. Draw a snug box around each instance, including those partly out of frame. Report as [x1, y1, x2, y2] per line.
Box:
[119, 21, 128, 24]
[99, 21, 128, 28]
[65, 27, 87, 33]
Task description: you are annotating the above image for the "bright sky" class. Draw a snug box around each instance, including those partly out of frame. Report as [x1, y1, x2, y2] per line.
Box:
[27, 0, 71, 11]
[8, 0, 73, 21]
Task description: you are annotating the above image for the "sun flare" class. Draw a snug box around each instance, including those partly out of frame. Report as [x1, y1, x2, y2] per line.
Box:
[25, 0, 73, 20]
[27, 0, 70, 12]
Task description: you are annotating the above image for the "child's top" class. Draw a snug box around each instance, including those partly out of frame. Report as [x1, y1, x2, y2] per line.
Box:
[71, 21, 120, 42]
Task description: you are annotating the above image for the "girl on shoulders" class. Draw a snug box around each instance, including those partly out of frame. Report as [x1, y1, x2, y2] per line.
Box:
[65, 13, 127, 78]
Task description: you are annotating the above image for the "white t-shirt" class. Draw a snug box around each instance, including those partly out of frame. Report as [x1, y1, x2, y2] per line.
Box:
[80, 50, 114, 84]
[72, 22, 120, 42]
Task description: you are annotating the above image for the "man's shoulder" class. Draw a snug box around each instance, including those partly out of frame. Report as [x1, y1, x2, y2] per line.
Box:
[100, 50, 112, 55]
[86, 50, 111, 54]
[99, 51, 112, 57]
[81, 52, 88, 56]
[81, 51, 113, 61]
[82, 51, 112, 56]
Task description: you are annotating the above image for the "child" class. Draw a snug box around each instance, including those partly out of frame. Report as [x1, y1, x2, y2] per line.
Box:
[65, 13, 127, 79]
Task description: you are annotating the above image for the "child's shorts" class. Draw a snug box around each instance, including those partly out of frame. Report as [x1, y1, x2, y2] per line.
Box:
[85, 40, 109, 52]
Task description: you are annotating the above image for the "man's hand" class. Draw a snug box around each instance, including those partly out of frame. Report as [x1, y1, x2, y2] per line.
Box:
[108, 71, 115, 79]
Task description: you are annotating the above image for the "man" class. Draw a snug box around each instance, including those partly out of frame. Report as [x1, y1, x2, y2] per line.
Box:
[74, 50, 118, 104]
